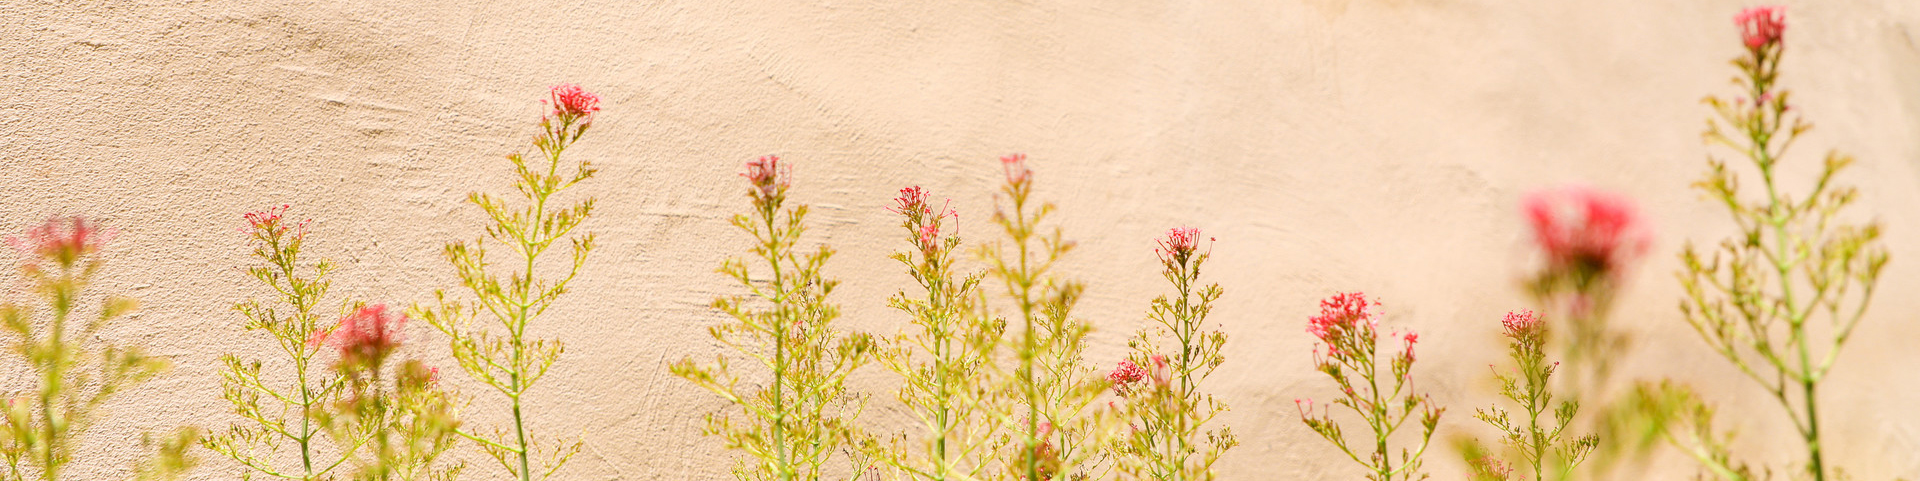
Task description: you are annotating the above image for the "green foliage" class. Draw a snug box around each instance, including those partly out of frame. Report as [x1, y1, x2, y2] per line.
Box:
[1297, 293, 1442, 481]
[1110, 228, 1236, 481]
[1461, 311, 1595, 481]
[979, 155, 1112, 481]
[865, 187, 1010, 481]
[671, 156, 877, 481]
[416, 89, 599, 481]
[0, 217, 195, 481]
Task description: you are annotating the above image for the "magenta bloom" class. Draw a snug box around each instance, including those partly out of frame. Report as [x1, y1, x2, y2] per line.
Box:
[9, 216, 113, 268]
[546, 83, 601, 123]
[1155, 227, 1208, 264]
[1735, 6, 1786, 50]
[890, 186, 931, 216]
[1523, 186, 1652, 282]
[243, 204, 310, 240]
[1307, 291, 1379, 346]
[1501, 309, 1544, 340]
[314, 304, 408, 368]
[1108, 359, 1147, 395]
[742, 155, 791, 198]
[1000, 153, 1032, 186]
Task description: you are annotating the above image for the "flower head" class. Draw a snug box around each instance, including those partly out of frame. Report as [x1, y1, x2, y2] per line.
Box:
[1523, 186, 1652, 284]
[1735, 6, 1786, 51]
[313, 304, 408, 369]
[742, 155, 792, 198]
[545, 83, 601, 124]
[243, 204, 310, 241]
[1307, 291, 1380, 351]
[9, 216, 113, 269]
[1501, 309, 1545, 341]
[890, 186, 932, 216]
[1155, 226, 1209, 265]
[1000, 153, 1032, 186]
[1107, 359, 1147, 395]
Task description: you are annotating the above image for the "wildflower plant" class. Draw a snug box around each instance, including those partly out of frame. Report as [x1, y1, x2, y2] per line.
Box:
[1521, 187, 1651, 389]
[866, 186, 1010, 481]
[0, 216, 198, 481]
[671, 156, 877, 481]
[414, 83, 602, 481]
[1295, 292, 1442, 481]
[310, 305, 464, 481]
[1460, 310, 1596, 481]
[1672, 6, 1886, 480]
[1108, 227, 1236, 481]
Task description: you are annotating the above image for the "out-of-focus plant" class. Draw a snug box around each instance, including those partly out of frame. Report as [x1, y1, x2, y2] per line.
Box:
[671, 156, 877, 481]
[1522, 187, 1651, 390]
[0, 216, 198, 481]
[311, 305, 463, 481]
[1107, 227, 1235, 481]
[1669, 6, 1886, 481]
[1295, 292, 1441, 481]
[979, 154, 1111, 481]
[415, 83, 602, 481]
[1459, 310, 1596, 481]
[866, 186, 1009, 481]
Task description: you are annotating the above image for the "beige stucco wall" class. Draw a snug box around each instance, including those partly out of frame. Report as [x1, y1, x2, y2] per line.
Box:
[4, 0, 1920, 479]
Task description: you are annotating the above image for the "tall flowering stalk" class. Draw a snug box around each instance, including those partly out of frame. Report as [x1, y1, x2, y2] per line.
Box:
[205, 205, 369, 480]
[1521, 186, 1651, 390]
[980, 154, 1111, 481]
[1108, 227, 1235, 481]
[1461, 310, 1596, 481]
[671, 156, 877, 481]
[1296, 292, 1441, 481]
[0, 217, 198, 481]
[415, 83, 601, 481]
[867, 186, 1009, 481]
[1673, 6, 1885, 481]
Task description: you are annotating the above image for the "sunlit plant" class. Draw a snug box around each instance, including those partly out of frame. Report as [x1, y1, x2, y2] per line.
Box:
[1107, 227, 1235, 481]
[865, 186, 1009, 481]
[671, 156, 877, 481]
[1460, 310, 1596, 481]
[414, 83, 602, 481]
[980, 154, 1112, 481]
[1670, 6, 1886, 481]
[1295, 292, 1441, 481]
[0, 216, 198, 481]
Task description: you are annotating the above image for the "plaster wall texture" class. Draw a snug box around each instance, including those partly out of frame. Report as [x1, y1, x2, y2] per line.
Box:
[4, 0, 1920, 479]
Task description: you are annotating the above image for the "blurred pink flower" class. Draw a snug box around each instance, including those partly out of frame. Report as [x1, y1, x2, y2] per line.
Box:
[9, 216, 113, 268]
[1000, 153, 1032, 186]
[742, 155, 791, 198]
[313, 304, 408, 367]
[1523, 186, 1652, 283]
[1735, 6, 1786, 50]
[1107, 359, 1146, 395]
[1501, 309, 1544, 340]
[545, 83, 600, 123]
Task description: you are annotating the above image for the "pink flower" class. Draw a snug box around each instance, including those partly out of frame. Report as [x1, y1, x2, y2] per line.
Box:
[1108, 359, 1147, 395]
[1523, 186, 1652, 282]
[742, 155, 792, 198]
[545, 83, 601, 123]
[916, 224, 941, 250]
[1155, 227, 1210, 264]
[1735, 6, 1786, 50]
[1000, 153, 1032, 186]
[313, 304, 408, 368]
[9, 216, 113, 268]
[1307, 291, 1379, 347]
[1146, 354, 1172, 387]
[890, 186, 931, 216]
[1501, 309, 1544, 340]
[1397, 331, 1419, 363]
[243, 204, 310, 240]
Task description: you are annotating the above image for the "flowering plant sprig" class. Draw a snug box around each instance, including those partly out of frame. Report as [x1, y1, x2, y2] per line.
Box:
[1522, 187, 1651, 389]
[0, 217, 198, 481]
[415, 83, 601, 481]
[205, 205, 370, 480]
[866, 186, 1009, 481]
[1673, 6, 1885, 481]
[311, 305, 464, 481]
[1462, 310, 1596, 481]
[979, 154, 1111, 481]
[1296, 292, 1441, 481]
[1108, 227, 1235, 481]
[671, 156, 877, 481]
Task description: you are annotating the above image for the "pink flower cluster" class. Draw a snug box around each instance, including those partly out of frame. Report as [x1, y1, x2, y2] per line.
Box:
[1735, 6, 1786, 51]
[742, 155, 792, 198]
[243, 204, 310, 240]
[1108, 359, 1146, 395]
[312, 304, 408, 368]
[1523, 186, 1651, 282]
[1000, 153, 1032, 186]
[545, 83, 601, 124]
[9, 216, 113, 268]
[1306, 291, 1379, 349]
[1501, 309, 1544, 340]
[1155, 227, 1209, 265]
